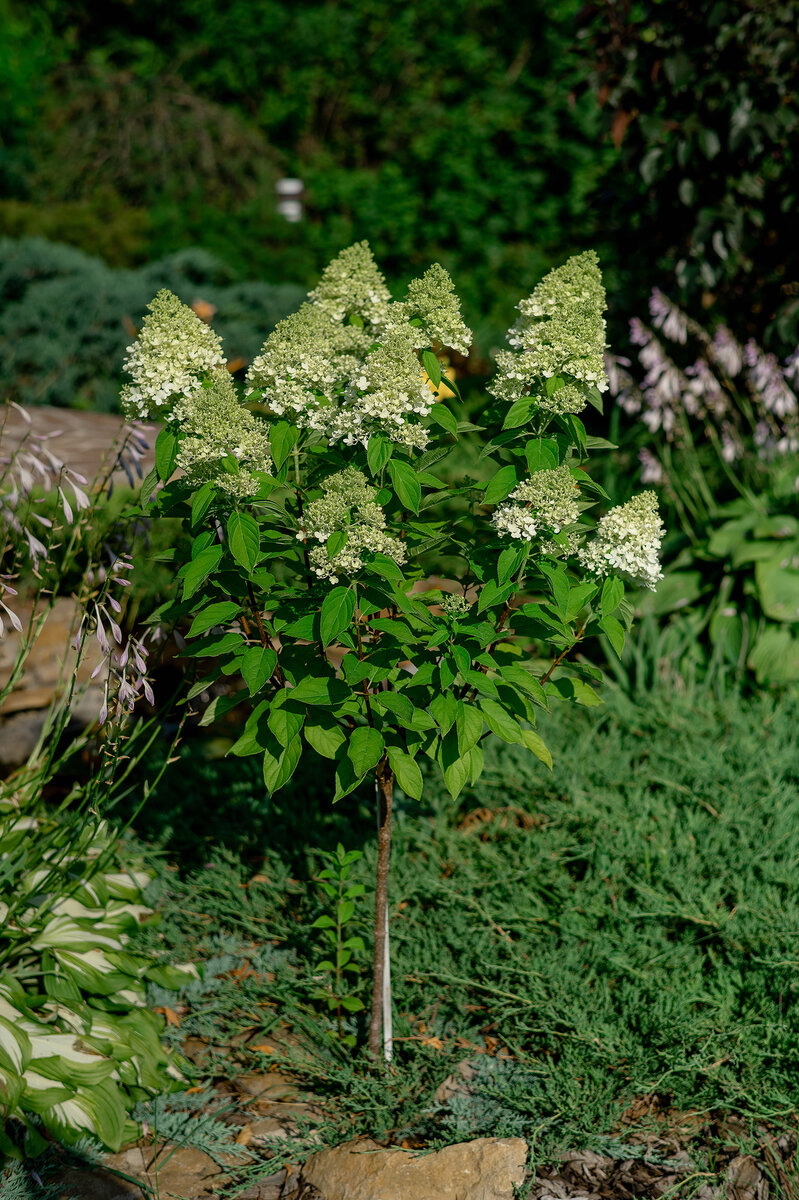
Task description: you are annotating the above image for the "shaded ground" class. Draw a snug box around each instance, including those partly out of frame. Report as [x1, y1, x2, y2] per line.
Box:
[4, 683, 799, 1198]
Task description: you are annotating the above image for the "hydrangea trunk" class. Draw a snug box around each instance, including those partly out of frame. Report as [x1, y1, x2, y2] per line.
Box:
[369, 764, 394, 1060]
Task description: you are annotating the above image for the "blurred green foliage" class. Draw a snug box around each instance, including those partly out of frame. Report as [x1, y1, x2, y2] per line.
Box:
[1, 0, 797, 355]
[0, 238, 304, 409]
[0, 0, 612, 352]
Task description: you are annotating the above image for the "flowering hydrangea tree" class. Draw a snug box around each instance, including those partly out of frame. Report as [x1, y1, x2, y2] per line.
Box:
[126, 243, 664, 1059]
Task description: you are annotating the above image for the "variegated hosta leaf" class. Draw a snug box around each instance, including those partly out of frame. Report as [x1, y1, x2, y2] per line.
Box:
[0, 804, 197, 1156]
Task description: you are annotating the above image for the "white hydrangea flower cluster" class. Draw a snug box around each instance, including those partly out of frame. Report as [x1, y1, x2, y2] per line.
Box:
[307, 240, 393, 327]
[247, 243, 471, 451]
[173, 370, 273, 498]
[492, 466, 581, 542]
[537, 381, 590, 416]
[578, 492, 665, 590]
[337, 326, 433, 449]
[299, 468, 407, 584]
[402, 263, 472, 356]
[490, 251, 608, 412]
[246, 304, 365, 434]
[121, 290, 225, 421]
[440, 593, 471, 618]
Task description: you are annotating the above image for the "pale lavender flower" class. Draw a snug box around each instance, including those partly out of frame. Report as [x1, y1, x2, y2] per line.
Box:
[638, 448, 664, 485]
[744, 341, 797, 418]
[720, 424, 742, 463]
[8, 401, 32, 425]
[58, 488, 74, 525]
[24, 527, 48, 571]
[649, 288, 688, 345]
[784, 347, 799, 386]
[754, 420, 771, 448]
[606, 352, 643, 414]
[604, 352, 633, 397]
[93, 604, 111, 655]
[710, 326, 743, 377]
[0, 581, 22, 637]
[629, 317, 652, 348]
[684, 359, 725, 418]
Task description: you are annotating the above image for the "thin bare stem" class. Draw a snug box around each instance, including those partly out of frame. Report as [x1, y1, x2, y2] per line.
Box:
[369, 761, 394, 1062]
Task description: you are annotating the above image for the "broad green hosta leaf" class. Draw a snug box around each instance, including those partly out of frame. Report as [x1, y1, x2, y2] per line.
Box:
[748, 626, 799, 684]
[755, 546, 799, 623]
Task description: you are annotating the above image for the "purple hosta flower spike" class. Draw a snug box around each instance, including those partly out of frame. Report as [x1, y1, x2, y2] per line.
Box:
[709, 326, 743, 377]
[99, 631, 156, 725]
[649, 288, 688, 345]
[744, 341, 797, 419]
[113, 422, 152, 493]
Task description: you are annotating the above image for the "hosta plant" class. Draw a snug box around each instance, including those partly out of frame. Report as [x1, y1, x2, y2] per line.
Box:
[0, 787, 194, 1160]
[609, 289, 799, 685]
[0, 405, 191, 1158]
[125, 242, 664, 1059]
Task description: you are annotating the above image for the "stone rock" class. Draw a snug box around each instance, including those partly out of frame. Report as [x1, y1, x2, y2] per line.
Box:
[233, 1168, 288, 1200]
[236, 1070, 302, 1101]
[0, 596, 105, 771]
[0, 710, 48, 766]
[144, 1146, 227, 1198]
[299, 1136, 528, 1200]
[54, 1167, 145, 1199]
[249, 1116, 292, 1143]
[726, 1155, 767, 1200]
[104, 1145, 226, 1200]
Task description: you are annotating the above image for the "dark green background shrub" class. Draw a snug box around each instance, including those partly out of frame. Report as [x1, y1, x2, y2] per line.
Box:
[0, 238, 304, 408]
[3, 0, 796, 353]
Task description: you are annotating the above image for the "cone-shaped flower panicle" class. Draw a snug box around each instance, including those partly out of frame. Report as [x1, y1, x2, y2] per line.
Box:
[403, 263, 472, 356]
[121, 290, 225, 421]
[307, 240, 392, 329]
[246, 302, 363, 433]
[490, 251, 608, 411]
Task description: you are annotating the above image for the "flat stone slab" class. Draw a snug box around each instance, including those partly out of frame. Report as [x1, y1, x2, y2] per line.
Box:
[298, 1136, 528, 1200]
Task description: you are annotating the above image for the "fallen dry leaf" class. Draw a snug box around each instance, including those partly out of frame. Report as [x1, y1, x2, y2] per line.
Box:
[154, 1006, 181, 1027]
